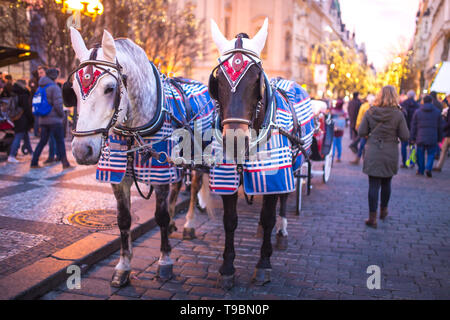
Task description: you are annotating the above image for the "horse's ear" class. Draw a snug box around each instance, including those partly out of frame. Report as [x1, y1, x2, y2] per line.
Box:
[102, 29, 116, 63]
[210, 19, 228, 55]
[70, 27, 88, 60]
[251, 18, 269, 57]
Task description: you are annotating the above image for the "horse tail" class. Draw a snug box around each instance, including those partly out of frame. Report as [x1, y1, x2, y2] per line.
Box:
[198, 173, 215, 219]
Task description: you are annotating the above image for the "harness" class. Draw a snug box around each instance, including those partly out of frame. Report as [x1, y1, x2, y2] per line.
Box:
[65, 50, 214, 199]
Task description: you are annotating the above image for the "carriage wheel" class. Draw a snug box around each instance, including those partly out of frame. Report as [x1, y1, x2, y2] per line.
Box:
[296, 175, 303, 216]
[323, 153, 333, 184]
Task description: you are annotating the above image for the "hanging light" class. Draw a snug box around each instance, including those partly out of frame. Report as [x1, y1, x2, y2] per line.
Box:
[65, 0, 83, 11]
[87, 0, 104, 15]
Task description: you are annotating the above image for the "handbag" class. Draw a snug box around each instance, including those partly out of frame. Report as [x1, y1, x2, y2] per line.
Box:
[4, 96, 23, 121]
[406, 145, 417, 167]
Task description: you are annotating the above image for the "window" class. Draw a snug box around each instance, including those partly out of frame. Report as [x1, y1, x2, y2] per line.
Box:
[285, 32, 292, 61]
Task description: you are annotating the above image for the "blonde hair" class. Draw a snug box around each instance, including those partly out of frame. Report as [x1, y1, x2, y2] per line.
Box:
[374, 85, 399, 107]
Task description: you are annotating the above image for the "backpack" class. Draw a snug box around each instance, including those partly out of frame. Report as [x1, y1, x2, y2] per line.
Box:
[32, 84, 54, 116]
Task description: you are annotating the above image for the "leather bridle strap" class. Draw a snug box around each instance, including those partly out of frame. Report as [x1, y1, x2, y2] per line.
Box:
[222, 118, 252, 126]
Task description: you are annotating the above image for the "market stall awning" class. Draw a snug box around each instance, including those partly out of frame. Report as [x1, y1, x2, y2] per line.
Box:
[430, 62, 450, 94]
[0, 46, 38, 68]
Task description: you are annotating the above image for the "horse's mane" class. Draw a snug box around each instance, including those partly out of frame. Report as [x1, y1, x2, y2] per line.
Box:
[112, 38, 157, 127]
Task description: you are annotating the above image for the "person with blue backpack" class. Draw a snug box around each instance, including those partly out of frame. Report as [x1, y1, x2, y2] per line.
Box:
[30, 68, 72, 169]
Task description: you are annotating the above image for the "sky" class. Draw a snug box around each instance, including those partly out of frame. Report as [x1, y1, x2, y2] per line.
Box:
[339, 0, 421, 71]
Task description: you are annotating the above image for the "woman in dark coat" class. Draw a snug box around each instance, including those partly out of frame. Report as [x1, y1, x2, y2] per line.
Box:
[7, 80, 34, 162]
[358, 86, 410, 228]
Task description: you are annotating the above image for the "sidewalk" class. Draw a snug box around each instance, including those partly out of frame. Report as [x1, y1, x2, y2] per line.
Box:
[0, 137, 190, 299]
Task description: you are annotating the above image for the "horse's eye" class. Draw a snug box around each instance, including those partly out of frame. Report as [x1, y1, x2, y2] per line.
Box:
[104, 87, 114, 94]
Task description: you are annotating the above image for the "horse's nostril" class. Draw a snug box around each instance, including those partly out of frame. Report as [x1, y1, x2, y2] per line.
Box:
[86, 146, 93, 158]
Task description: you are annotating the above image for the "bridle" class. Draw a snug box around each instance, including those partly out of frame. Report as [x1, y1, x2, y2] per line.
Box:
[65, 49, 127, 140]
[64, 49, 167, 142]
[209, 48, 266, 129]
[208, 46, 276, 151]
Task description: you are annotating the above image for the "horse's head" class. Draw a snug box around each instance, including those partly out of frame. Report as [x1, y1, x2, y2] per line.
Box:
[209, 19, 269, 160]
[66, 28, 128, 165]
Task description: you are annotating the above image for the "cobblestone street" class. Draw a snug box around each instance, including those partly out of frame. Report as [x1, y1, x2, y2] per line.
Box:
[0, 137, 147, 277]
[41, 136, 450, 300]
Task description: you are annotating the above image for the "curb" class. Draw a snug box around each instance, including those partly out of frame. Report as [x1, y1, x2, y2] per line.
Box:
[0, 194, 190, 300]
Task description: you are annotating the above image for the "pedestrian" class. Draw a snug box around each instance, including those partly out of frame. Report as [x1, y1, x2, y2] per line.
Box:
[30, 68, 73, 169]
[350, 94, 376, 165]
[410, 95, 443, 177]
[400, 90, 420, 168]
[434, 95, 450, 172]
[358, 86, 409, 228]
[2, 75, 13, 97]
[331, 98, 346, 163]
[430, 91, 443, 111]
[7, 80, 34, 163]
[348, 92, 362, 154]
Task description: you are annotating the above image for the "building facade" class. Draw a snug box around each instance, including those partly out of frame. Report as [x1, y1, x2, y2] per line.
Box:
[189, 0, 363, 96]
[413, 0, 450, 91]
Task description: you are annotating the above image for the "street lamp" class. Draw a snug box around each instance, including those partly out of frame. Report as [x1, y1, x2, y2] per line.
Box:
[55, 0, 104, 26]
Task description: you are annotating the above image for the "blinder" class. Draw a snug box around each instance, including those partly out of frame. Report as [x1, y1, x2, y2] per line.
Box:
[62, 81, 77, 107]
[208, 70, 219, 101]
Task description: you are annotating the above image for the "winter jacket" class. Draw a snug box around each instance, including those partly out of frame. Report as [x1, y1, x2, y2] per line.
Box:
[410, 103, 443, 146]
[11, 83, 33, 133]
[400, 98, 420, 130]
[358, 106, 409, 178]
[36, 76, 64, 126]
[356, 102, 371, 130]
[348, 98, 362, 130]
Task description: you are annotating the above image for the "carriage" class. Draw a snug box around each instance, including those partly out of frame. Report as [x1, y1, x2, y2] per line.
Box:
[294, 99, 334, 215]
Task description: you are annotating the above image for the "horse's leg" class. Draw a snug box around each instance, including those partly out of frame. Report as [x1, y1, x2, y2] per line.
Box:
[183, 171, 202, 240]
[253, 194, 277, 286]
[111, 177, 133, 288]
[256, 207, 264, 238]
[219, 193, 238, 290]
[154, 184, 173, 279]
[168, 179, 183, 235]
[275, 193, 289, 250]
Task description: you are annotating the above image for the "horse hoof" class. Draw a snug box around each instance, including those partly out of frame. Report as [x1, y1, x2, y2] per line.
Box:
[110, 269, 131, 288]
[252, 268, 271, 286]
[183, 228, 196, 240]
[275, 233, 288, 250]
[157, 264, 173, 280]
[255, 224, 263, 238]
[219, 274, 235, 290]
[168, 222, 178, 235]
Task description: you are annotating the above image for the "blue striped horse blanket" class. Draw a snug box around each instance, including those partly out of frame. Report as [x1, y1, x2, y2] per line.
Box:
[96, 78, 214, 185]
[209, 79, 314, 195]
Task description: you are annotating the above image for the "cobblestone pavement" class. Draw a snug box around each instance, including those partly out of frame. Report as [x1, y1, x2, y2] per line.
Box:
[0, 137, 146, 277]
[43, 136, 450, 300]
